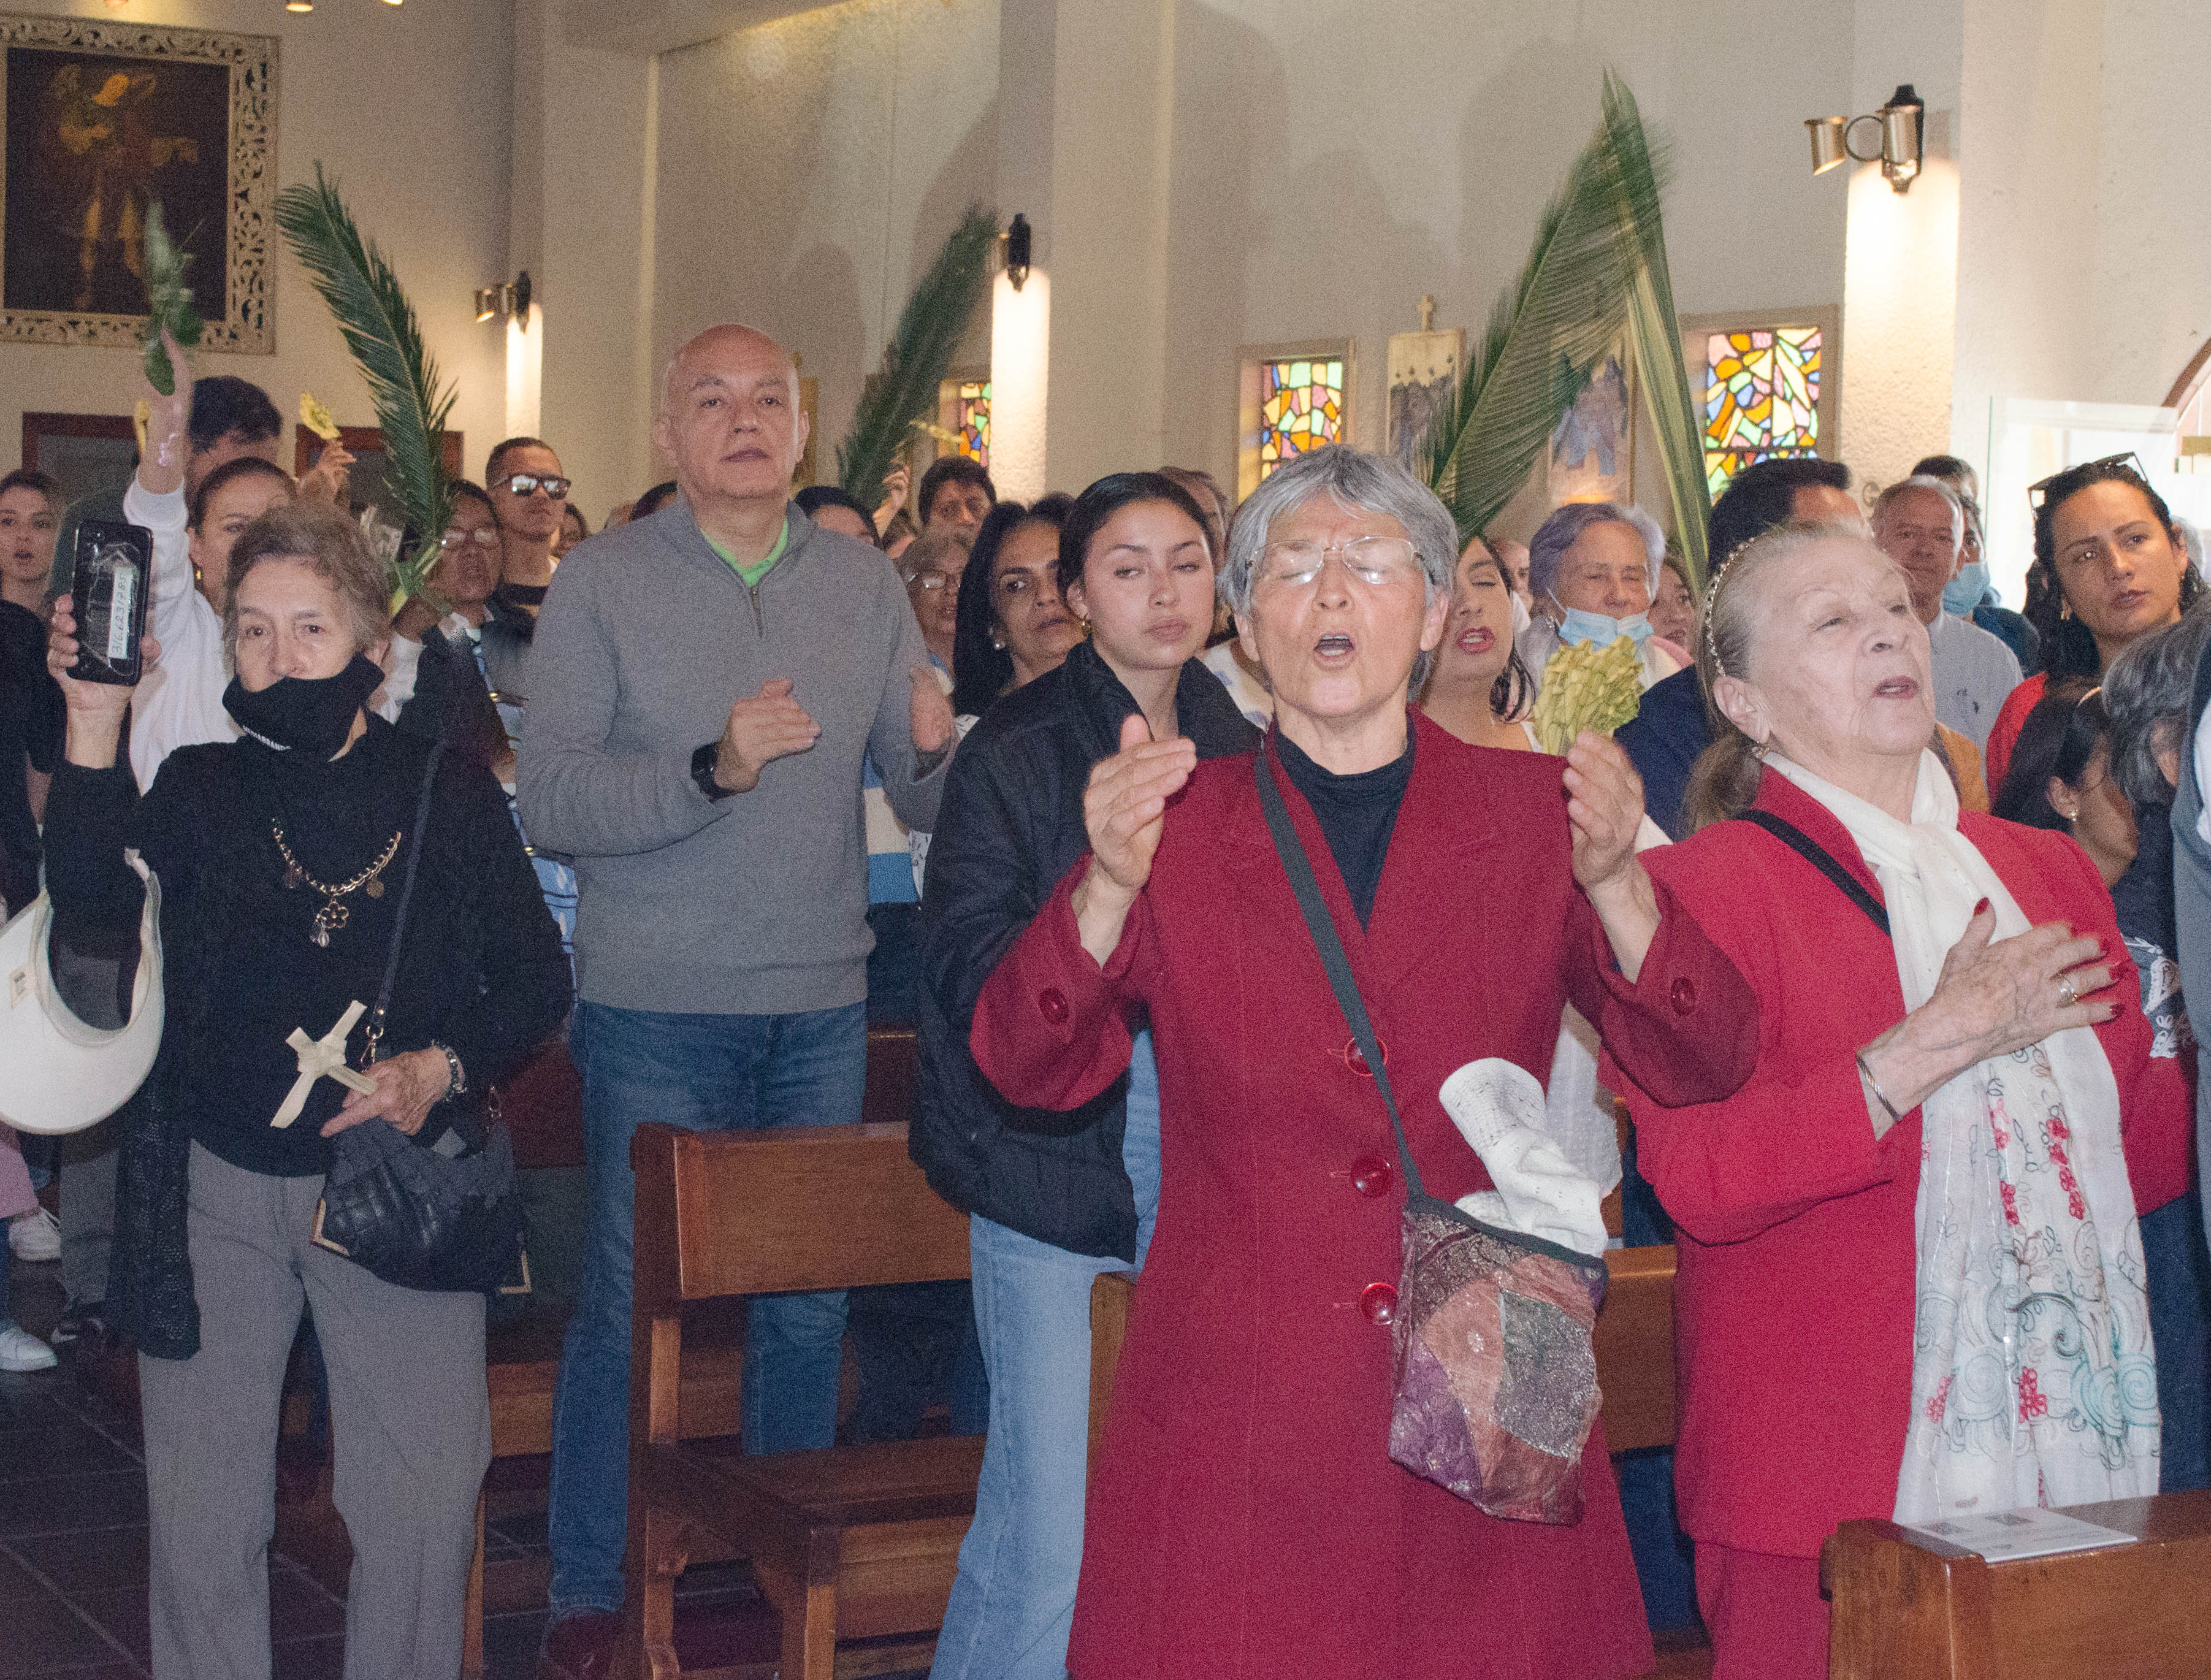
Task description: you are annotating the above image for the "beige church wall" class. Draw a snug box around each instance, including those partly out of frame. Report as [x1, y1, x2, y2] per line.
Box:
[647, 0, 1001, 494]
[0, 0, 514, 489]
[1151, 0, 1857, 539]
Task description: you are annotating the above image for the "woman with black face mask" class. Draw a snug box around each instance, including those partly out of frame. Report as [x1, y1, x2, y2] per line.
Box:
[42, 503, 571, 1680]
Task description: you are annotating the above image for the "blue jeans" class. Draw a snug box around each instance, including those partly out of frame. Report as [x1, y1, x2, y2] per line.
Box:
[545, 998, 869, 1617]
[930, 1032, 1162, 1680]
[2145, 1186, 2211, 1492]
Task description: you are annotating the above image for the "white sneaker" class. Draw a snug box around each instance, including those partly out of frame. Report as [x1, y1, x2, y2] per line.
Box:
[0, 1324, 58, 1373]
[9, 1207, 59, 1262]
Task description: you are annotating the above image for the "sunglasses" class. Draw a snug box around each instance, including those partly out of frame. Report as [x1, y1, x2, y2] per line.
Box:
[496, 473, 571, 499]
[2027, 452, 2146, 511]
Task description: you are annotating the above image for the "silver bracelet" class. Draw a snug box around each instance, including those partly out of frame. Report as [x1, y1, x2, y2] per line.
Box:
[1855, 1048, 1902, 1127]
[430, 1040, 468, 1098]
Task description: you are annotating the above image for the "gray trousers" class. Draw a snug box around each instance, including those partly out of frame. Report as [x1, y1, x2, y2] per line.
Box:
[140, 1142, 490, 1680]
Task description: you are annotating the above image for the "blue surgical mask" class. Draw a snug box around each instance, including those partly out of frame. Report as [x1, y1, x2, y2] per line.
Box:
[1942, 560, 1990, 617]
[1554, 603, 1655, 649]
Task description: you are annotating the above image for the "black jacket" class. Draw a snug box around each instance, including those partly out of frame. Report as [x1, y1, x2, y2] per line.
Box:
[43, 718, 572, 1358]
[913, 641, 1259, 1259]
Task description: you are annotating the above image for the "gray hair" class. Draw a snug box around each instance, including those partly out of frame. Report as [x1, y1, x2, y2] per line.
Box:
[1869, 475, 1963, 541]
[1527, 500, 1665, 605]
[1216, 445, 1456, 617]
[2102, 601, 2211, 808]
[222, 503, 391, 657]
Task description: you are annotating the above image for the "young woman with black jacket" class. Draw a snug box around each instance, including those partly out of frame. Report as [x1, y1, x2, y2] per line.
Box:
[915, 473, 1258, 1680]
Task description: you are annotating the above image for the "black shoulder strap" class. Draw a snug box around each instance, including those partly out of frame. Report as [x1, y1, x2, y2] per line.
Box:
[1253, 747, 1425, 1201]
[1732, 807, 1890, 937]
[365, 739, 448, 1055]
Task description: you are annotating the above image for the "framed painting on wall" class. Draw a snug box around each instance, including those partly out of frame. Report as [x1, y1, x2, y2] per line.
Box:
[1386, 327, 1462, 475]
[0, 13, 275, 355]
[22, 410, 136, 509]
[1548, 345, 1635, 507]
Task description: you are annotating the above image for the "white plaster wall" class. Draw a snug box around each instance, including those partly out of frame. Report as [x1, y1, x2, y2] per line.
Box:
[649, 0, 1000, 486]
[0, 0, 513, 484]
[1156, 0, 1858, 532]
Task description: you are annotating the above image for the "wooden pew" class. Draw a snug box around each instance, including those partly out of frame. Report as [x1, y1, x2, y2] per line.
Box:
[1822, 1491, 2211, 1679]
[620, 1120, 982, 1680]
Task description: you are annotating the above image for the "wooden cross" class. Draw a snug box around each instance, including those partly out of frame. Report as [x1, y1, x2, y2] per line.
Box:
[272, 999, 378, 1129]
[1419, 293, 1437, 332]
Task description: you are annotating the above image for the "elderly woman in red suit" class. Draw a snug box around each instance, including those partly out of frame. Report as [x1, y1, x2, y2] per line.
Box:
[969, 445, 1759, 1680]
[1624, 522, 2174, 1679]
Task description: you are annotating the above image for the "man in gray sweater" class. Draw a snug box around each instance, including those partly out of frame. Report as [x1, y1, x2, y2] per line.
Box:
[519, 324, 953, 1669]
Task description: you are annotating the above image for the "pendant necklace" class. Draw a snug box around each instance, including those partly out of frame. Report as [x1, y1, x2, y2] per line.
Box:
[271, 820, 403, 947]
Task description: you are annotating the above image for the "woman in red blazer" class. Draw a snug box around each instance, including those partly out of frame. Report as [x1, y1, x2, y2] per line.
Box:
[1622, 524, 2177, 1680]
[969, 446, 1760, 1680]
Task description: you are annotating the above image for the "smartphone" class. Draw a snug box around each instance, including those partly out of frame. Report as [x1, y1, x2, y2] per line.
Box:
[67, 520, 153, 686]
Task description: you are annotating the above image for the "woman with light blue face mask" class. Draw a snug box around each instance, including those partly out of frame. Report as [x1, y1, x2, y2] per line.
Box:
[1514, 499, 1688, 703]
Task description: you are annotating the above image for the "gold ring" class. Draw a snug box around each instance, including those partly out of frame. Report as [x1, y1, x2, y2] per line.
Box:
[2057, 975, 2080, 1007]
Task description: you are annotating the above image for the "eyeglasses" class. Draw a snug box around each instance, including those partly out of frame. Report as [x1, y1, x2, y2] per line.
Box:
[495, 473, 571, 499]
[2028, 453, 2146, 511]
[1257, 536, 1422, 590]
[908, 572, 953, 592]
[440, 528, 502, 551]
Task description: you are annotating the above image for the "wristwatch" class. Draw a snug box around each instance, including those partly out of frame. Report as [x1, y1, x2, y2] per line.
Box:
[692, 741, 736, 801]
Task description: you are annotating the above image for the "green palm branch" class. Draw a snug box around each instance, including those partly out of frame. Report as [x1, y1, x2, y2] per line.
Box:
[139, 202, 205, 397]
[273, 165, 456, 611]
[838, 205, 998, 506]
[1419, 111, 1649, 545]
[1601, 72, 1713, 584]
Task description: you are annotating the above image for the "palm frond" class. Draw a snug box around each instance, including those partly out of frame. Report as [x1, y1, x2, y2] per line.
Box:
[1419, 117, 1644, 542]
[838, 206, 998, 505]
[273, 166, 456, 609]
[139, 202, 205, 396]
[1601, 73, 1712, 584]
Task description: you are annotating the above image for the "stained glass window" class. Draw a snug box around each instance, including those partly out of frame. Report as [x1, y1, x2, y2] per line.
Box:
[950, 380, 990, 468]
[1703, 326, 1822, 496]
[1257, 357, 1345, 479]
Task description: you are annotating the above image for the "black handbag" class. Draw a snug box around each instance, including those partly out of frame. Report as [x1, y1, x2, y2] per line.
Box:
[310, 741, 531, 1296]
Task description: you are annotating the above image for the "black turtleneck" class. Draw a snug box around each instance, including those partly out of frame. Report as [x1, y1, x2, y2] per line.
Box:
[1274, 724, 1415, 926]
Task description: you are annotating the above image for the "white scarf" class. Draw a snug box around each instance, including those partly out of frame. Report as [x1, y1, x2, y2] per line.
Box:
[1766, 751, 2159, 1522]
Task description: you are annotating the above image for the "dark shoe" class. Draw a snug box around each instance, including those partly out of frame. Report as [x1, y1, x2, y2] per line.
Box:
[537, 1608, 622, 1680]
[47, 1302, 107, 1347]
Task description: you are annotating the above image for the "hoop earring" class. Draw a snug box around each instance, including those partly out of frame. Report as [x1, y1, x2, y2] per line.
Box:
[2060, 596, 2074, 621]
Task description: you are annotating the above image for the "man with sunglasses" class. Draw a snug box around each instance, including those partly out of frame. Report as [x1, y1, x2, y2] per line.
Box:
[486, 435, 573, 621]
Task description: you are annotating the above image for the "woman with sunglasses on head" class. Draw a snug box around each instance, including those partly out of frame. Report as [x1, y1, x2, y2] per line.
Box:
[1982, 457, 2200, 791]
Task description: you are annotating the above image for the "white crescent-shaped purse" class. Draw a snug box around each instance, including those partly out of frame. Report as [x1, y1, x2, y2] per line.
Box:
[0, 850, 164, 1135]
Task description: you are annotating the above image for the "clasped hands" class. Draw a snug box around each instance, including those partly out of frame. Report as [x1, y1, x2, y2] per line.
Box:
[709, 667, 953, 794]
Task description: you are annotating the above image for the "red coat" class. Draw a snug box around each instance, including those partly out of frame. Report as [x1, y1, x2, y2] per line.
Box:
[972, 714, 1759, 1680]
[1982, 670, 2047, 793]
[1622, 771, 2177, 1561]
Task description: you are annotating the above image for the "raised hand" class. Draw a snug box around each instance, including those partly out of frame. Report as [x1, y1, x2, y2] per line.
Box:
[137, 329, 193, 497]
[712, 678, 820, 793]
[48, 592, 158, 768]
[873, 460, 912, 536]
[911, 664, 955, 757]
[298, 440, 356, 508]
[1070, 714, 1196, 965]
[1563, 730, 1645, 893]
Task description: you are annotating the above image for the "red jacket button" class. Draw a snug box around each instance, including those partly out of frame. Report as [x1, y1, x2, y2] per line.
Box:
[1039, 988, 1069, 1025]
[1350, 1155, 1393, 1197]
[1343, 1037, 1387, 1075]
[1361, 1281, 1398, 1326]
[1670, 976, 1697, 1015]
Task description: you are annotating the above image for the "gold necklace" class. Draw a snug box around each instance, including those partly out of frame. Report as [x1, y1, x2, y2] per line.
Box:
[270, 821, 403, 948]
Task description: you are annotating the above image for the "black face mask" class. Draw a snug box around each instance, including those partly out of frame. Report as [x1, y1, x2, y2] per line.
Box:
[223, 653, 385, 759]
[496, 582, 548, 609]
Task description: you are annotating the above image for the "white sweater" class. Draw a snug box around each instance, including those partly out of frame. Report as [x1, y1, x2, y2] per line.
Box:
[123, 479, 237, 793]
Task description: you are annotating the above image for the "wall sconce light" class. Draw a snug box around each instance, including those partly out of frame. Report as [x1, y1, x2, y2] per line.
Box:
[475, 270, 532, 327]
[1001, 214, 1032, 292]
[1805, 83, 1925, 194]
[284, 0, 313, 12]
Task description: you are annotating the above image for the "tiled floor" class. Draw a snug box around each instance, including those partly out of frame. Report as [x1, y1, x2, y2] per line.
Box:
[2, 1247, 928, 1679]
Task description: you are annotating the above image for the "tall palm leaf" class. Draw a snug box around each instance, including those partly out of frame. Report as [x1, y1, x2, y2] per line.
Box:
[838, 206, 998, 507]
[1602, 73, 1712, 584]
[273, 165, 456, 610]
[1419, 119, 1646, 543]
